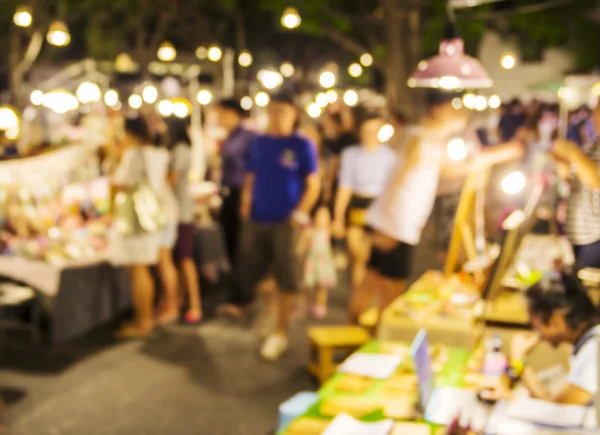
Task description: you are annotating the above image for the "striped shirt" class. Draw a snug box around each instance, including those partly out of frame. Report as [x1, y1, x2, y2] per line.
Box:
[367, 128, 444, 246]
[566, 142, 600, 246]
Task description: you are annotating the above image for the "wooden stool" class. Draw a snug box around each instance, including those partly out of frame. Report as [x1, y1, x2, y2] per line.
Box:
[308, 326, 370, 384]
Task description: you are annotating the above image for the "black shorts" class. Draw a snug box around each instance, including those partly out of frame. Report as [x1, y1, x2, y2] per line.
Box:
[237, 220, 302, 294]
[368, 240, 414, 280]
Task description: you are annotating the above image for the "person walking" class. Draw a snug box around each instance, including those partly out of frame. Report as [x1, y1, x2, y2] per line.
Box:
[166, 117, 203, 324]
[237, 94, 320, 360]
[109, 116, 178, 338]
[333, 113, 397, 289]
[214, 99, 254, 268]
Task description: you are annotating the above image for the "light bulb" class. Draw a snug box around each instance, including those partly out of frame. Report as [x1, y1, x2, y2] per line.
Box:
[14, 6, 33, 28]
[447, 138, 468, 161]
[501, 53, 516, 70]
[115, 53, 136, 73]
[0, 106, 19, 131]
[197, 89, 212, 105]
[208, 46, 222, 62]
[501, 171, 526, 195]
[280, 62, 295, 78]
[343, 90, 358, 107]
[195, 46, 207, 60]
[326, 90, 338, 103]
[173, 101, 189, 118]
[255, 92, 270, 107]
[240, 96, 253, 111]
[5, 126, 20, 140]
[360, 53, 373, 67]
[377, 124, 395, 143]
[142, 85, 158, 104]
[104, 89, 119, 107]
[281, 7, 301, 29]
[76, 82, 102, 104]
[43, 90, 79, 114]
[238, 51, 253, 67]
[157, 42, 176, 62]
[307, 103, 321, 119]
[30, 90, 44, 106]
[348, 63, 363, 78]
[474, 95, 488, 111]
[47, 20, 71, 47]
[316, 93, 329, 108]
[260, 70, 283, 90]
[463, 93, 477, 110]
[128, 94, 143, 110]
[452, 98, 463, 110]
[319, 71, 336, 89]
[488, 95, 501, 109]
[157, 100, 173, 117]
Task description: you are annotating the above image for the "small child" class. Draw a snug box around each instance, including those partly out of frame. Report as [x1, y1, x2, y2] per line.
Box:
[302, 207, 337, 319]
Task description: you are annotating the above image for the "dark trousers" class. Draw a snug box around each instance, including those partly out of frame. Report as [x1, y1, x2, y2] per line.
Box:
[221, 187, 242, 267]
[573, 239, 600, 271]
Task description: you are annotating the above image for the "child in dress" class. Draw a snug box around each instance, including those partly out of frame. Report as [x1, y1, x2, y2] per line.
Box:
[303, 207, 337, 319]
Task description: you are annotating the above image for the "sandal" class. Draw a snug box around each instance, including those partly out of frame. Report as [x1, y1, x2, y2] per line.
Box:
[183, 311, 203, 325]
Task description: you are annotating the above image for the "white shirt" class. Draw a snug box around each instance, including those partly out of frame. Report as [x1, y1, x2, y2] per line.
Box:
[112, 146, 178, 222]
[566, 325, 600, 395]
[338, 144, 397, 197]
[367, 128, 444, 246]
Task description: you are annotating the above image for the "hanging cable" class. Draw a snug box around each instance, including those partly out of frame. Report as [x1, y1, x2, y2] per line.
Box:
[456, 0, 589, 21]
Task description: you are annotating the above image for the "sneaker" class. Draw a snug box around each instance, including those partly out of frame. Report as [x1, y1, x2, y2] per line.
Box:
[261, 334, 289, 361]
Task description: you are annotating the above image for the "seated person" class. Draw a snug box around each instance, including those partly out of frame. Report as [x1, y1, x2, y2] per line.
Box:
[501, 271, 599, 405]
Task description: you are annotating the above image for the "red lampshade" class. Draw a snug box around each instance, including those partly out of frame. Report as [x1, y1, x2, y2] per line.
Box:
[408, 38, 493, 90]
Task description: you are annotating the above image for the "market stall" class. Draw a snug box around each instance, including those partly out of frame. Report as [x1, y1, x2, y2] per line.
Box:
[0, 142, 230, 342]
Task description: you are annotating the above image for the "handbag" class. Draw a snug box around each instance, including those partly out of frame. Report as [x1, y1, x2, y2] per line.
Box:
[113, 147, 168, 236]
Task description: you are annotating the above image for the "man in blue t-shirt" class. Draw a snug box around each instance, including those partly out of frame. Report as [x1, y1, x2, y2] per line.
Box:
[237, 94, 320, 360]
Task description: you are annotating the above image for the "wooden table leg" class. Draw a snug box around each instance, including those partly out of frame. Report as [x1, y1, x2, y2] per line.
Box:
[319, 346, 334, 384]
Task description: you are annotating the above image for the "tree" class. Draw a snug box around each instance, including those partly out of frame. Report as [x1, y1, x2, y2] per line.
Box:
[256, 0, 600, 116]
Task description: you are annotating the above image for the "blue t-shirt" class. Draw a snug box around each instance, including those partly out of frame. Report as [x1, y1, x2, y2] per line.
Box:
[247, 134, 317, 223]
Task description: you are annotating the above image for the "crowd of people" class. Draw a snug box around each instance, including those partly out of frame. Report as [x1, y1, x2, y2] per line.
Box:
[97, 88, 600, 367]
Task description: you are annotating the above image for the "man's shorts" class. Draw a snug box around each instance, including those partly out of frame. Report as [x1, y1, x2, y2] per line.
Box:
[368, 239, 414, 280]
[237, 220, 303, 293]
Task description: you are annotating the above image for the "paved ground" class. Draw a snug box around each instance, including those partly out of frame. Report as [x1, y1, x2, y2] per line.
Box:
[0, 227, 441, 435]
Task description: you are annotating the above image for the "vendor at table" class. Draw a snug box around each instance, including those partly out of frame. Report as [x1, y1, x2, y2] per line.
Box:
[501, 271, 599, 405]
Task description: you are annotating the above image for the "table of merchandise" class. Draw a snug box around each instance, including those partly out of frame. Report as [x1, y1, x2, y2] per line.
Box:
[379, 271, 483, 348]
[277, 340, 475, 435]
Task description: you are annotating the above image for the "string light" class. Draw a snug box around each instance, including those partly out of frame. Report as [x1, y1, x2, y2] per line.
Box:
[13, 6, 33, 27]
[142, 85, 158, 104]
[255, 92, 270, 107]
[280, 62, 295, 78]
[157, 42, 177, 62]
[196, 89, 212, 105]
[377, 124, 395, 143]
[47, 20, 71, 47]
[281, 7, 301, 29]
[104, 90, 119, 107]
[360, 53, 373, 67]
[30, 90, 44, 106]
[157, 100, 173, 117]
[76, 82, 101, 104]
[238, 51, 253, 67]
[208, 45, 223, 62]
[343, 90, 358, 106]
[240, 96, 253, 111]
[501, 53, 516, 70]
[307, 103, 321, 118]
[128, 94, 143, 109]
[319, 71, 336, 89]
[326, 90, 338, 103]
[348, 63, 363, 78]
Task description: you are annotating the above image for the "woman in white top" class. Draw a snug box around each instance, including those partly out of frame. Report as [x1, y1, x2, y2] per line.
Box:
[333, 114, 397, 289]
[109, 116, 179, 338]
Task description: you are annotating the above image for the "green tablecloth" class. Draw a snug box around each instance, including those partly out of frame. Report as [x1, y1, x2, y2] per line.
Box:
[277, 340, 471, 434]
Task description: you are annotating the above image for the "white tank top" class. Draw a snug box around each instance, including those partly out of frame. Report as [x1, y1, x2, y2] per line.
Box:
[367, 128, 444, 246]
